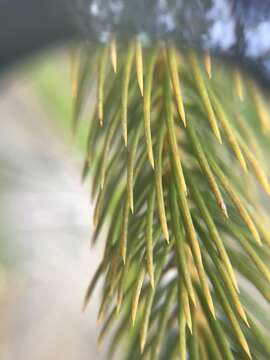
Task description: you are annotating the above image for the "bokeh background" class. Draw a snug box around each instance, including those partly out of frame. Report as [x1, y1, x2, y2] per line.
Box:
[0, 46, 108, 359]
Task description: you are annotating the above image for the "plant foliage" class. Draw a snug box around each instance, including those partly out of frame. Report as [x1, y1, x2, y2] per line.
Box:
[72, 40, 270, 359]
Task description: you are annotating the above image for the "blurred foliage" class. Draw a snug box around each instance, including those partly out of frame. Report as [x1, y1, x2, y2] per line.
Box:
[24, 42, 270, 359]
[27, 50, 88, 152]
[71, 40, 270, 359]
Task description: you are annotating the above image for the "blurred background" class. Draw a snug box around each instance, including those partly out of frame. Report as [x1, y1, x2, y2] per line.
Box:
[0, 46, 107, 359]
